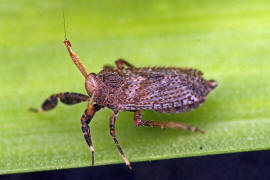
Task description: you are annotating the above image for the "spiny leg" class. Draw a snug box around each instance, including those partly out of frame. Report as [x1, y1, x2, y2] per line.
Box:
[115, 59, 134, 70]
[30, 92, 89, 112]
[81, 104, 102, 166]
[109, 111, 132, 170]
[64, 40, 88, 78]
[134, 110, 205, 134]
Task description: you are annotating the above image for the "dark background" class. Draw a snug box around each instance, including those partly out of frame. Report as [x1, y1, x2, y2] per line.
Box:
[2, 150, 270, 180]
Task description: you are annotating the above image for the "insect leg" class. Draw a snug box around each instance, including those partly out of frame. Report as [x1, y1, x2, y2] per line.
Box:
[30, 92, 89, 112]
[103, 65, 114, 71]
[64, 40, 88, 78]
[109, 111, 132, 170]
[115, 59, 134, 70]
[134, 111, 204, 134]
[81, 104, 101, 166]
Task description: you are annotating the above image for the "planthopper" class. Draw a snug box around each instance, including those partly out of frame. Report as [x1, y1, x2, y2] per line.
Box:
[31, 39, 217, 171]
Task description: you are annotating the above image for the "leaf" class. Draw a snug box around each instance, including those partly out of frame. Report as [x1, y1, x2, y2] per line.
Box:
[1, 0, 270, 174]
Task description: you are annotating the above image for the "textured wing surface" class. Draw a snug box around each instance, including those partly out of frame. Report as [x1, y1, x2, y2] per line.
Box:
[118, 67, 209, 113]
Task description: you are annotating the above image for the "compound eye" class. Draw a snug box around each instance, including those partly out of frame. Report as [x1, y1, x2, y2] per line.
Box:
[85, 73, 97, 95]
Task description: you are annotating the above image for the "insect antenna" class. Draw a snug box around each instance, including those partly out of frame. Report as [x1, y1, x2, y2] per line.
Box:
[62, 11, 89, 78]
[62, 10, 67, 40]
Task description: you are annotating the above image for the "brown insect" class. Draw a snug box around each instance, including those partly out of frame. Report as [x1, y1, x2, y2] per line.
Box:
[31, 39, 217, 170]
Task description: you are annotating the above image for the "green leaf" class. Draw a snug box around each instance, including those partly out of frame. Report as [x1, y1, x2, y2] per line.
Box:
[1, 0, 270, 174]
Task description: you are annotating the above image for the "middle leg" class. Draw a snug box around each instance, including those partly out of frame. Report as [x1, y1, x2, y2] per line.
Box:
[134, 110, 204, 134]
[109, 110, 132, 170]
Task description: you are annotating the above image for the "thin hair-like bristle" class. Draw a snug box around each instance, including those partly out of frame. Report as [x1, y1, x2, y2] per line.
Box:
[62, 10, 67, 40]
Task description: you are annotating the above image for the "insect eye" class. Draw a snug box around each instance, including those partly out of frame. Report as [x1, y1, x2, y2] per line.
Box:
[85, 73, 97, 95]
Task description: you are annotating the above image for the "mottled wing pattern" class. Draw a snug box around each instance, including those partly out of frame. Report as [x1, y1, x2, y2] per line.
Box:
[118, 67, 209, 113]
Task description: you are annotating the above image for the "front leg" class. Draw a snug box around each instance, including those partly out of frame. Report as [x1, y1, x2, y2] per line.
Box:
[30, 92, 89, 112]
[134, 110, 204, 134]
[115, 59, 134, 70]
[109, 110, 132, 170]
[81, 104, 102, 166]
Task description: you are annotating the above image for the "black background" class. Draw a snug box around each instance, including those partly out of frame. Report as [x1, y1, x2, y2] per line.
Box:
[1, 150, 270, 180]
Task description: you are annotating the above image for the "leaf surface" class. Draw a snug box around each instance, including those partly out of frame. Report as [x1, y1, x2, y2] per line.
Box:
[1, 0, 270, 174]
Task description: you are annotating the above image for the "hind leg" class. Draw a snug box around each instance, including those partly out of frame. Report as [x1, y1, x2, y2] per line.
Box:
[133, 110, 204, 134]
[30, 92, 89, 112]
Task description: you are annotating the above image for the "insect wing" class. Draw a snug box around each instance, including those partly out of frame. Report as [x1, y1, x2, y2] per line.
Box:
[119, 68, 204, 112]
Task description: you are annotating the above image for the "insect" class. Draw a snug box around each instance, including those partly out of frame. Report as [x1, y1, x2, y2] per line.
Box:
[31, 39, 217, 170]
